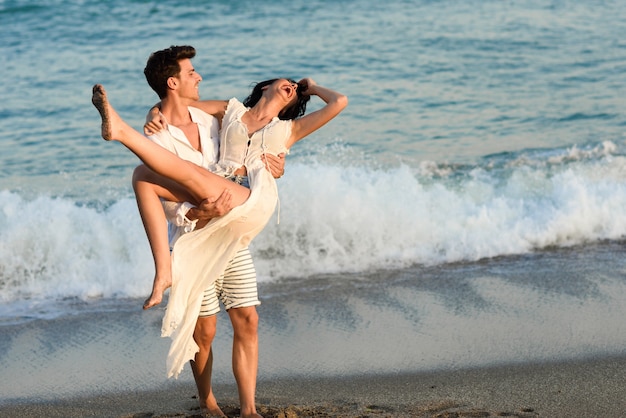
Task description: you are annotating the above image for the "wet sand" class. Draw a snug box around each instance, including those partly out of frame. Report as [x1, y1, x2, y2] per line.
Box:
[2, 250, 626, 417]
[1, 354, 626, 417]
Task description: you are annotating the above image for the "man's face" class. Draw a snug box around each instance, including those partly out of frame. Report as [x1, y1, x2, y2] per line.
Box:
[173, 58, 202, 101]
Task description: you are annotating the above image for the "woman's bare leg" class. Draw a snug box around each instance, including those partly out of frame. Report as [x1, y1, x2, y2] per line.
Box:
[132, 165, 198, 309]
[92, 84, 251, 206]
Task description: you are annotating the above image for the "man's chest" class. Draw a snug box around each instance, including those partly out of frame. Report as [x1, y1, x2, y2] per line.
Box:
[178, 122, 201, 152]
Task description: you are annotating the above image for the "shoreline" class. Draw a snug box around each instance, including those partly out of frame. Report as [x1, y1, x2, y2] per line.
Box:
[2, 354, 625, 417]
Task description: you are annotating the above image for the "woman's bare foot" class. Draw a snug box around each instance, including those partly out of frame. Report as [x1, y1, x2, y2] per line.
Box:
[92, 84, 130, 142]
[91, 84, 115, 140]
[143, 274, 172, 310]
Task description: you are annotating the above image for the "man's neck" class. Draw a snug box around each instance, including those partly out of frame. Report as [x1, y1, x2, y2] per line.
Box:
[160, 96, 194, 127]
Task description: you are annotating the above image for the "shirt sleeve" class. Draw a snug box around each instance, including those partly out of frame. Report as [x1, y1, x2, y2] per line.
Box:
[162, 201, 198, 233]
[148, 132, 168, 148]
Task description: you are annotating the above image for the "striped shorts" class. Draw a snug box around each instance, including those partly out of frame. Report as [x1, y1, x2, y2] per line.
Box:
[198, 246, 260, 317]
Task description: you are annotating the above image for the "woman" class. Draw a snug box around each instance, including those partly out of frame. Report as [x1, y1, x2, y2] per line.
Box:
[92, 78, 347, 377]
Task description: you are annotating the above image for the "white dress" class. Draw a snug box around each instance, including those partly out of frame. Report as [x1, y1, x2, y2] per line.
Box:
[162, 98, 291, 378]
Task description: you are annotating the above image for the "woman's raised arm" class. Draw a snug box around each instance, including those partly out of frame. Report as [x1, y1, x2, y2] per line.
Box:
[287, 79, 348, 149]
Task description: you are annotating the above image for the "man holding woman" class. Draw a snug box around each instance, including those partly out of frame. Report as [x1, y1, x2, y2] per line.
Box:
[137, 45, 284, 417]
[93, 44, 347, 417]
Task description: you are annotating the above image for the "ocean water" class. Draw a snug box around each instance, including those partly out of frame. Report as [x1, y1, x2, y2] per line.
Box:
[2, 0, 626, 397]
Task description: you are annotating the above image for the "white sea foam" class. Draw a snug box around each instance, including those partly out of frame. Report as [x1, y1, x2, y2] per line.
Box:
[0, 191, 152, 306]
[1, 142, 626, 309]
[253, 142, 626, 279]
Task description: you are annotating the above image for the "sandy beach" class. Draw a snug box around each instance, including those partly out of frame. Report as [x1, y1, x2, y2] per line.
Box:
[1, 354, 626, 417]
[2, 253, 626, 418]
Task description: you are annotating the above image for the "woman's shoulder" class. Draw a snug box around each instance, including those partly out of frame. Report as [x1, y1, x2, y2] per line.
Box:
[227, 97, 244, 108]
[224, 97, 246, 118]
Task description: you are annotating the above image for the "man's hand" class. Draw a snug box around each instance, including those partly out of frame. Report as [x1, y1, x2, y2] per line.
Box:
[187, 189, 234, 229]
[262, 152, 286, 179]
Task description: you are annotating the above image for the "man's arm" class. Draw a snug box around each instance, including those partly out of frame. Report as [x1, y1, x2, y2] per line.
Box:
[185, 190, 233, 229]
[190, 100, 229, 120]
[163, 189, 234, 231]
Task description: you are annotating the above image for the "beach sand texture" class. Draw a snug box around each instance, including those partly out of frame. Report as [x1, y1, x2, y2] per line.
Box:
[2, 247, 626, 417]
[1, 347, 625, 417]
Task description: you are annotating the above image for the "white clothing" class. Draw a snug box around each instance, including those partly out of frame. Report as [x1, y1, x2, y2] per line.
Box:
[149, 106, 219, 166]
[148, 107, 220, 245]
[211, 98, 292, 177]
[163, 98, 291, 377]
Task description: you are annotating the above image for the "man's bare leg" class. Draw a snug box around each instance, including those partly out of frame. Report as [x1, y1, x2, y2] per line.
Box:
[229, 306, 262, 418]
[192, 315, 225, 417]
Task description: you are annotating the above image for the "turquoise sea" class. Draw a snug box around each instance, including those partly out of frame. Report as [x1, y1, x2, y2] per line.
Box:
[1, 0, 626, 402]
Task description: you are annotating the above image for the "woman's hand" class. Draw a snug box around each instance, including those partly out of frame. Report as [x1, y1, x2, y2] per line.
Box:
[297, 78, 317, 95]
[287, 80, 348, 148]
[143, 106, 167, 135]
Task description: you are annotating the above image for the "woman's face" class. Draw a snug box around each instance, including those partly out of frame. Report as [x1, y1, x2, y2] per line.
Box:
[272, 78, 299, 106]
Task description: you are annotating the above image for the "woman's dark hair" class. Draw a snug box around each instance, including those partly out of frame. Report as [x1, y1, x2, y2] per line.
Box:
[243, 79, 311, 120]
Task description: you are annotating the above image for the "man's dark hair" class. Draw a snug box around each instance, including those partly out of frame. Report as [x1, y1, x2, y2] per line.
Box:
[144, 45, 196, 99]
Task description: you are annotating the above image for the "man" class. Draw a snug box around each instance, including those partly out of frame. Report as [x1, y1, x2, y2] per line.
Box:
[135, 45, 284, 418]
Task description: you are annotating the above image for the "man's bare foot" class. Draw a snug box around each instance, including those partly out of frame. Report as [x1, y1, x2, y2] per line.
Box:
[143, 275, 172, 310]
[200, 406, 226, 418]
[199, 395, 225, 417]
[91, 84, 114, 141]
